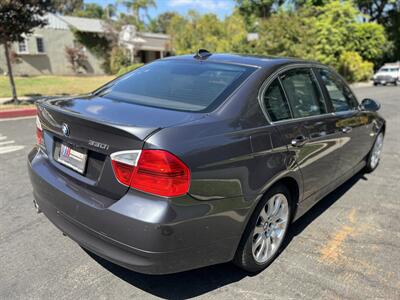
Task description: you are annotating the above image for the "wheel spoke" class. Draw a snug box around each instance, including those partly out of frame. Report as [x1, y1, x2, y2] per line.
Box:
[253, 234, 264, 249]
[268, 195, 281, 217]
[274, 218, 287, 228]
[265, 236, 272, 257]
[259, 207, 268, 223]
[259, 237, 267, 256]
[254, 225, 264, 235]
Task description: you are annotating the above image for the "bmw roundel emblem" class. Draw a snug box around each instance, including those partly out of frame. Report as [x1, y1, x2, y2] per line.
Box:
[62, 123, 70, 136]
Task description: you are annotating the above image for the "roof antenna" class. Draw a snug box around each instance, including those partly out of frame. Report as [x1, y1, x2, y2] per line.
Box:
[194, 49, 212, 60]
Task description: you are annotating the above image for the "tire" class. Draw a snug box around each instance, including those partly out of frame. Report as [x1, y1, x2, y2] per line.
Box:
[234, 184, 293, 273]
[365, 131, 384, 172]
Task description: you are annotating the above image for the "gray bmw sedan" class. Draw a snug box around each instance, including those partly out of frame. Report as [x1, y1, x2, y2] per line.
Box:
[28, 51, 385, 274]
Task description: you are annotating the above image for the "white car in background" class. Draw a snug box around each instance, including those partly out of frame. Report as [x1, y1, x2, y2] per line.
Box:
[373, 63, 400, 86]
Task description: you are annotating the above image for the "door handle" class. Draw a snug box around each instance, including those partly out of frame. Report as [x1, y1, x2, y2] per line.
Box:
[341, 126, 352, 134]
[291, 135, 308, 147]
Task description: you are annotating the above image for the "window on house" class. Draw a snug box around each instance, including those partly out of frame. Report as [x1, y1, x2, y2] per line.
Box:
[36, 37, 45, 53]
[17, 39, 28, 54]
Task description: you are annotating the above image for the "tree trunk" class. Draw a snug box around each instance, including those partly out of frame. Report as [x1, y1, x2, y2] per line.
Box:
[4, 42, 18, 104]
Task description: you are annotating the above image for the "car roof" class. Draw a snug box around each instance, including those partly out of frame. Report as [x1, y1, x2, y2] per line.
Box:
[163, 53, 317, 69]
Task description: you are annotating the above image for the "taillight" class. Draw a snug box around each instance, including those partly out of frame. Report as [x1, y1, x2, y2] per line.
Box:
[36, 116, 44, 147]
[110, 149, 190, 197]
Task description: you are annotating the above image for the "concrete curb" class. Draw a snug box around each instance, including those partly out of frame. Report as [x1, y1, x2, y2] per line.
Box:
[0, 108, 37, 119]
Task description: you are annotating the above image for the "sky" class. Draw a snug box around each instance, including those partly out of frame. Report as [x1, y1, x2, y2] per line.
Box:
[86, 0, 236, 20]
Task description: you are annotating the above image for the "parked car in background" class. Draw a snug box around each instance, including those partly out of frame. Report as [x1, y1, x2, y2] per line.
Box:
[28, 51, 385, 274]
[373, 62, 400, 86]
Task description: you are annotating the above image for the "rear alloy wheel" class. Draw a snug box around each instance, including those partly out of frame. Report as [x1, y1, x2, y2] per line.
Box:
[234, 185, 292, 273]
[366, 131, 384, 172]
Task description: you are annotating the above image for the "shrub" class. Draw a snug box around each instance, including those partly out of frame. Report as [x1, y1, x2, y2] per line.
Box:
[116, 64, 144, 76]
[338, 51, 373, 83]
[110, 47, 131, 74]
[64, 46, 88, 74]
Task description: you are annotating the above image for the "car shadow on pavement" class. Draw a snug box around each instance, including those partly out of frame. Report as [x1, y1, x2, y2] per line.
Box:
[85, 172, 367, 299]
[284, 172, 367, 246]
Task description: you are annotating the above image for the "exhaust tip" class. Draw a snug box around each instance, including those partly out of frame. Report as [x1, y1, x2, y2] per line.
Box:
[33, 199, 41, 214]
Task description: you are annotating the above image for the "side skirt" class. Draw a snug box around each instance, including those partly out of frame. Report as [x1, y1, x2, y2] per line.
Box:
[293, 160, 366, 221]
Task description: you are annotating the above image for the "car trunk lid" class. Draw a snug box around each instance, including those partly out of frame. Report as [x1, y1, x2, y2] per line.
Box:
[37, 95, 205, 200]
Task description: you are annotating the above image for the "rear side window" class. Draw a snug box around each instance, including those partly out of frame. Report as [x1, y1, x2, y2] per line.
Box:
[318, 69, 358, 112]
[263, 79, 291, 122]
[280, 68, 327, 118]
[99, 60, 255, 112]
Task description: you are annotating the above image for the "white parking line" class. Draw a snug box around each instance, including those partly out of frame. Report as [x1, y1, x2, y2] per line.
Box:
[0, 145, 25, 154]
[0, 140, 14, 145]
[0, 134, 24, 155]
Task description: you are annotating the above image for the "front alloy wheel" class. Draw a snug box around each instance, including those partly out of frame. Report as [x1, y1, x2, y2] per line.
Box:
[367, 131, 384, 172]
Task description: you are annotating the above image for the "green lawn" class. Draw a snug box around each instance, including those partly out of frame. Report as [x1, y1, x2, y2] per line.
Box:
[0, 75, 115, 98]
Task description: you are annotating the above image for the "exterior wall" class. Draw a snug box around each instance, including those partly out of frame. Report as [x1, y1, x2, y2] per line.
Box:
[0, 27, 105, 76]
[138, 34, 170, 52]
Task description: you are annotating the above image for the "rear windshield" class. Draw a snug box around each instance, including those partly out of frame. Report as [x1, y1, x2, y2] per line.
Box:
[97, 60, 255, 112]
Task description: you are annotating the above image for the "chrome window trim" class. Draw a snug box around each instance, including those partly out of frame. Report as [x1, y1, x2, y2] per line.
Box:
[258, 63, 358, 125]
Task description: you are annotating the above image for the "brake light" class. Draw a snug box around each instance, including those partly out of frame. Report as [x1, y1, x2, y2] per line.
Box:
[111, 150, 190, 197]
[36, 116, 44, 146]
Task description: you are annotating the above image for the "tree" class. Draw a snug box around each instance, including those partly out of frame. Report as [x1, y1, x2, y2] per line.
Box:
[118, 0, 156, 26]
[52, 0, 82, 14]
[312, 1, 386, 67]
[378, 2, 400, 62]
[254, 9, 317, 59]
[236, 0, 285, 18]
[235, 0, 285, 28]
[73, 3, 116, 20]
[104, 4, 117, 19]
[355, 0, 396, 22]
[147, 12, 180, 33]
[250, 1, 386, 77]
[166, 10, 248, 55]
[0, 0, 53, 102]
[73, 3, 105, 19]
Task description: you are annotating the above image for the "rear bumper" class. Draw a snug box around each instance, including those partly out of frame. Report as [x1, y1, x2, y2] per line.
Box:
[28, 148, 249, 274]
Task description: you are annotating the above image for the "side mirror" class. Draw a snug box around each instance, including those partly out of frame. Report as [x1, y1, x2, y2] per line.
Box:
[360, 98, 381, 112]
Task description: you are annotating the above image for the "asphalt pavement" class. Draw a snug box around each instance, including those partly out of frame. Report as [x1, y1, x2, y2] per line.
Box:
[0, 86, 399, 299]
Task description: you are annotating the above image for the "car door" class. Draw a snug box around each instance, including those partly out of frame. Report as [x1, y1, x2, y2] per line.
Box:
[315, 68, 372, 177]
[262, 67, 343, 200]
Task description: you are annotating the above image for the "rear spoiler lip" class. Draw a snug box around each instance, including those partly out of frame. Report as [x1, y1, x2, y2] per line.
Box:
[37, 101, 160, 141]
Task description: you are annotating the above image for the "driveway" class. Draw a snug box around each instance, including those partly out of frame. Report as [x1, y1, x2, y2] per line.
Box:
[0, 86, 399, 299]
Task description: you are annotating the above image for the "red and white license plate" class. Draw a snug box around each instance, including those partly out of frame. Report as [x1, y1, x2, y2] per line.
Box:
[57, 143, 87, 174]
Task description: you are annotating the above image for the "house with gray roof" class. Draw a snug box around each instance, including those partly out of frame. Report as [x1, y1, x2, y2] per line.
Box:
[0, 14, 171, 76]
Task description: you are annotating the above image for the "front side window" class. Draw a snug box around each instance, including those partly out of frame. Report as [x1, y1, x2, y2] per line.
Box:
[263, 79, 291, 122]
[99, 60, 255, 112]
[36, 37, 45, 53]
[318, 69, 358, 112]
[280, 69, 327, 118]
